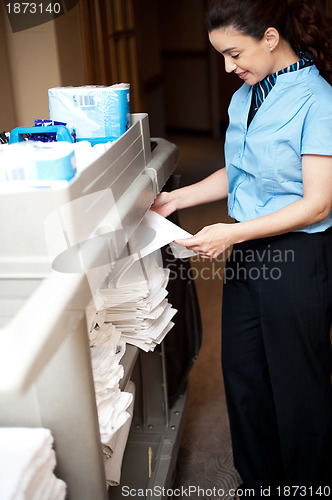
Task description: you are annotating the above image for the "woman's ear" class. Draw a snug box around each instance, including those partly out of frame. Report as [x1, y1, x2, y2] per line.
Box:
[264, 27, 280, 52]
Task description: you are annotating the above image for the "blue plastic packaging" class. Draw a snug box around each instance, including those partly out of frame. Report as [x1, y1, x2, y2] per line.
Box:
[9, 125, 74, 144]
[48, 84, 130, 141]
[0, 142, 77, 184]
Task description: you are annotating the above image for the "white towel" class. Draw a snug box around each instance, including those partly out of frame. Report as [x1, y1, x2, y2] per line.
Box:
[86, 305, 133, 445]
[0, 427, 66, 500]
[104, 380, 135, 487]
[97, 390, 133, 443]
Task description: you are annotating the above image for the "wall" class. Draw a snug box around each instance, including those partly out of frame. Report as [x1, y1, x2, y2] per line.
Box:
[155, 0, 240, 134]
[0, 6, 17, 132]
[158, 0, 212, 133]
[0, 4, 84, 132]
[0, 0, 239, 138]
[217, 55, 241, 131]
[133, 0, 166, 137]
[53, 6, 85, 87]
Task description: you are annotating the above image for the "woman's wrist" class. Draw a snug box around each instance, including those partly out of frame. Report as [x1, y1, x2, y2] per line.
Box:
[167, 190, 177, 211]
[227, 221, 245, 246]
[169, 188, 186, 212]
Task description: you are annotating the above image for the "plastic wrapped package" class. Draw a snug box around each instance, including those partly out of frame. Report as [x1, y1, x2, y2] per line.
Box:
[48, 84, 130, 142]
[29, 120, 69, 142]
[0, 141, 77, 186]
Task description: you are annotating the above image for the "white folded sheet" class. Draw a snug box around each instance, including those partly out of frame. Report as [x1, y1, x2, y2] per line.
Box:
[0, 427, 66, 500]
[104, 380, 135, 487]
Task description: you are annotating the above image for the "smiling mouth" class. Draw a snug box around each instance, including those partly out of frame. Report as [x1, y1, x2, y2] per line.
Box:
[236, 71, 248, 78]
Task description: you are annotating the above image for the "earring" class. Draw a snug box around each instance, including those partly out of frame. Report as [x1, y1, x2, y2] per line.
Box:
[270, 46, 274, 52]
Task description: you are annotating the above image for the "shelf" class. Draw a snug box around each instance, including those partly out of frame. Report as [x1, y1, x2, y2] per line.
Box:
[120, 345, 139, 392]
[110, 348, 188, 500]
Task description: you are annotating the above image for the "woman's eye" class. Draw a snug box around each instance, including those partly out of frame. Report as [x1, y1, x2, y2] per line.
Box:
[231, 54, 240, 59]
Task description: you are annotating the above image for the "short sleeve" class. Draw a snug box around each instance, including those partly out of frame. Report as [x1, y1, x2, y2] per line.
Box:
[301, 92, 332, 156]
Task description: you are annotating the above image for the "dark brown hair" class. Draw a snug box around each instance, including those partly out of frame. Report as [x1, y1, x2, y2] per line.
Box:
[207, 0, 332, 84]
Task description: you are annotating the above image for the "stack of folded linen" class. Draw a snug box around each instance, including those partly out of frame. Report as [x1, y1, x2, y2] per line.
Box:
[85, 306, 134, 485]
[0, 427, 66, 500]
[96, 252, 177, 352]
[85, 250, 177, 483]
[103, 380, 135, 487]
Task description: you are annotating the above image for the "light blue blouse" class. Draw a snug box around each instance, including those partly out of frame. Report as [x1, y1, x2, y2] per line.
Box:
[225, 64, 332, 233]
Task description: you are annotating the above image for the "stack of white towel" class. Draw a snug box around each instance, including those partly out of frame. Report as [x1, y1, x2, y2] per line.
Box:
[0, 427, 66, 500]
[86, 249, 177, 485]
[86, 307, 134, 486]
[95, 252, 177, 352]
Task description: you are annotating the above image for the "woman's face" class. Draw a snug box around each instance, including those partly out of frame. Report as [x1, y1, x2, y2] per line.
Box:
[209, 27, 276, 85]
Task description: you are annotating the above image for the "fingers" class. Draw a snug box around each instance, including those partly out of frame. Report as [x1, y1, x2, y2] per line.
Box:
[173, 238, 190, 246]
[174, 237, 196, 249]
[150, 192, 177, 218]
[174, 235, 221, 259]
[174, 237, 207, 256]
[175, 223, 233, 259]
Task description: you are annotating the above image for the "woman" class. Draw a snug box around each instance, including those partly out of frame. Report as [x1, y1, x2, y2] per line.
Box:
[151, 0, 332, 497]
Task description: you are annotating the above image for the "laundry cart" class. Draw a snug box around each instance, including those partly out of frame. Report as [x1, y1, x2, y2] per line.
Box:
[0, 114, 188, 500]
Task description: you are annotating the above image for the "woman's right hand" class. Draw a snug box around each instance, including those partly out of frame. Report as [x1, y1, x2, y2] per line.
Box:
[150, 191, 177, 218]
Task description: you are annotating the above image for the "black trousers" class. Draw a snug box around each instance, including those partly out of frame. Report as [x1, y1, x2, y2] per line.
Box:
[221, 227, 332, 499]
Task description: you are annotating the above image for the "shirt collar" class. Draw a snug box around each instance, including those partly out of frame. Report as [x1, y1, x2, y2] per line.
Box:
[248, 51, 314, 125]
[266, 50, 314, 84]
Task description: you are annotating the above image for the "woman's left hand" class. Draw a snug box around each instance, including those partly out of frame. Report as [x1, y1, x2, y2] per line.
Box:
[174, 223, 237, 259]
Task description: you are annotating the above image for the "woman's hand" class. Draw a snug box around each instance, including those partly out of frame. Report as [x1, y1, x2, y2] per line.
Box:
[150, 191, 177, 218]
[174, 223, 237, 259]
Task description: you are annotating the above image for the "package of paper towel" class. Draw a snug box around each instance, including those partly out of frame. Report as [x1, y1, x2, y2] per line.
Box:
[48, 84, 130, 141]
[0, 141, 77, 186]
